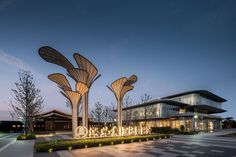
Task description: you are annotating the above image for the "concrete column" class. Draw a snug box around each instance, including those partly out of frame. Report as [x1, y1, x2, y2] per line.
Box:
[117, 98, 122, 135]
[72, 104, 78, 138]
[85, 93, 89, 128]
[82, 93, 89, 129]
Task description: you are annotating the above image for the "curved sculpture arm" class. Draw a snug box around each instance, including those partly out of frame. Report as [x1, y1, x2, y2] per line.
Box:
[38, 46, 74, 69]
[120, 85, 134, 100]
[76, 82, 89, 96]
[73, 53, 99, 87]
[125, 75, 138, 86]
[90, 74, 101, 87]
[48, 73, 72, 91]
[111, 77, 127, 101]
[67, 68, 88, 84]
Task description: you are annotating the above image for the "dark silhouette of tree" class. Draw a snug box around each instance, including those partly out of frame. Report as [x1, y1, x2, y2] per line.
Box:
[9, 70, 44, 135]
[141, 93, 152, 103]
[90, 101, 104, 123]
[103, 105, 116, 123]
[90, 101, 117, 123]
[122, 95, 133, 126]
[222, 117, 236, 129]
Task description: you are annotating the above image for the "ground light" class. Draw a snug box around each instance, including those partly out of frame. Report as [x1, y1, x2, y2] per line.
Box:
[35, 134, 171, 152]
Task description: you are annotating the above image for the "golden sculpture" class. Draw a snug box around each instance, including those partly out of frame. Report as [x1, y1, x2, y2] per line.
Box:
[39, 46, 100, 137]
[71, 53, 101, 128]
[48, 73, 88, 138]
[107, 75, 137, 134]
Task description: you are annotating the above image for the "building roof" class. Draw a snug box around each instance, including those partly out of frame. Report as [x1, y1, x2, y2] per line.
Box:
[161, 90, 227, 102]
[121, 99, 189, 110]
[120, 90, 226, 114]
[36, 109, 74, 119]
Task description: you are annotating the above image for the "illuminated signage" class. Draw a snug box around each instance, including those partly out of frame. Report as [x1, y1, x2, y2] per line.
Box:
[75, 125, 151, 139]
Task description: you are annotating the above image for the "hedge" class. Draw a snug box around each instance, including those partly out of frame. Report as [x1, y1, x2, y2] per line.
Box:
[151, 127, 198, 135]
[17, 134, 36, 140]
[35, 134, 171, 152]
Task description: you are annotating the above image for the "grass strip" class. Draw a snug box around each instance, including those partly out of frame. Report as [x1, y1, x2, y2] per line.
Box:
[35, 134, 171, 152]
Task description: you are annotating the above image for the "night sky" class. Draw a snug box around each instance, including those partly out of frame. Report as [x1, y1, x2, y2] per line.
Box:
[0, 0, 235, 120]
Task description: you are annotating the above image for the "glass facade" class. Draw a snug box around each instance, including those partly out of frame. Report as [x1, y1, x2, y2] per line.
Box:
[122, 93, 224, 131]
[123, 103, 180, 121]
[169, 94, 222, 109]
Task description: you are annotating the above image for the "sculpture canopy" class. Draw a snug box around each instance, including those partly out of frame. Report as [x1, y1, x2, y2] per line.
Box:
[38, 46, 100, 137]
[39, 46, 74, 69]
[108, 75, 137, 101]
[107, 75, 138, 130]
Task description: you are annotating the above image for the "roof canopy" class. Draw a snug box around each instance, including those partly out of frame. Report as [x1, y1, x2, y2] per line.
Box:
[162, 90, 227, 102]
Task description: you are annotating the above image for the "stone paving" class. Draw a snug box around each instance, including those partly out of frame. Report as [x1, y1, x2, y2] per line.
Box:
[34, 129, 236, 157]
[0, 133, 35, 157]
[68, 136, 236, 157]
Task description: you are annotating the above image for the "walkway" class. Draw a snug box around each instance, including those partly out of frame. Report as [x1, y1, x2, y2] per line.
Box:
[0, 133, 35, 157]
[35, 129, 236, 157]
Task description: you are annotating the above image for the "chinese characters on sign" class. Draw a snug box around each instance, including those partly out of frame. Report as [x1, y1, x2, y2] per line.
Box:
[75, 126, 151, 138]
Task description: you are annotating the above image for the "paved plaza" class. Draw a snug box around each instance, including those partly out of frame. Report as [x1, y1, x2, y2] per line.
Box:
[0, 133, 34, 157]
[34, 129, 236, 157]
[1, 130, 236, 157]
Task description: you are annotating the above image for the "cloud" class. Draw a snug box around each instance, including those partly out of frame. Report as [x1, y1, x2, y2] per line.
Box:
[0, 0, 15, 11]
[0, 50, 31, 70]
[0, 50, 46, 79]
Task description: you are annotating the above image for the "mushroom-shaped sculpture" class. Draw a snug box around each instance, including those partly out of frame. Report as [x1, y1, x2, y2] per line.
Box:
[38, 46, 101, 130]
[48, 73, 88, 138]
[67, 53, 101, 128]
[107, 75, 137, 133]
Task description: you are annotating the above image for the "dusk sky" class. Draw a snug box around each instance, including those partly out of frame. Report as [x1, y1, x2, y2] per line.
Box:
[0, 0, 235, 120]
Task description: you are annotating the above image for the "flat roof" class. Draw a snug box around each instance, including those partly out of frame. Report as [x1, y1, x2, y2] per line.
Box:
[120, 99, 225, 114]
[161, 90, 227, 102]
[121, 99, 189, 111]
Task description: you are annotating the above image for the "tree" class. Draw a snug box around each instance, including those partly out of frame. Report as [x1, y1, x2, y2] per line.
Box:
[222, 117, 236, 129]
[122, 95, 133, 125]
[103, 105, 116, 123]
[90, 102, 117, 123]
[10, 70, 44, 135]
[122, 95, 133, 108]
[141, 93, 152, 103]
[90, 101, 104, 123]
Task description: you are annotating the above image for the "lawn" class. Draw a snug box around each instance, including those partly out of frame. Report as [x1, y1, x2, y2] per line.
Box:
[35, 134, 171, 152]
[222, 132, 236, 137]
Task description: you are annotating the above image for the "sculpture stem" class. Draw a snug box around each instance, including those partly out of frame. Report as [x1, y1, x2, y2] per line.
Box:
[117, 98, 122, 135]
[72, 104, 78, 138]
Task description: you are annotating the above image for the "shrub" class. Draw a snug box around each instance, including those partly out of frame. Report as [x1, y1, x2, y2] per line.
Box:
[151, 127, 172, 134]
[180, 125, 185, 131]
[151, 127, 198, 135]
[35, 134, 170, 152]
[17, 134, 36, 140]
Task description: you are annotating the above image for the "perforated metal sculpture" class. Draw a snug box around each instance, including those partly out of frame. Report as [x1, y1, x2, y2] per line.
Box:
[107, 75, 137, 133]
[69, 54, 101, 128]
[48, 73, 88, 138]
[38, 46, 100, 137]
